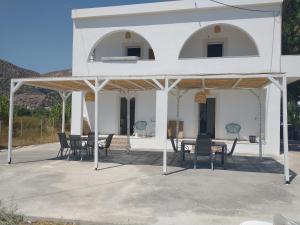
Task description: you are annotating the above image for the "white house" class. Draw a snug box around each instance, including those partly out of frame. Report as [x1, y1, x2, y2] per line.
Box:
[7, 0, 300, 183]
[71, 0, 299, 151]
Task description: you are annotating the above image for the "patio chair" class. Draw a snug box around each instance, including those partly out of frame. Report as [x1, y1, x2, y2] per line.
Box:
[195, 136, 215, 170]
[226, 123, 241, 140]
[86, 133, 95, 157]
[57, 133, 70, 158]
[69, 135, 87, 161]
[99, 134, 114, 156]
[134, 121, 147, 137]
[215, 138, 238, 162]
[227, 138, 238, 162]
[170, 136, 191, 159]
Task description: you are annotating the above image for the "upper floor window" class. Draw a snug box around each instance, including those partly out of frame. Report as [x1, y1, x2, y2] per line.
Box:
[207, 43, 223, 57]
[127, 47, 141, 58]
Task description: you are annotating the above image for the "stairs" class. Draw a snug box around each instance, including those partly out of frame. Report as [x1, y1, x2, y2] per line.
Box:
[111, 136, 130, 150]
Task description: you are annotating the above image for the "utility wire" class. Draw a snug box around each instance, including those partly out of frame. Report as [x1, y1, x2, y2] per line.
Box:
[207, 0, 274, 13]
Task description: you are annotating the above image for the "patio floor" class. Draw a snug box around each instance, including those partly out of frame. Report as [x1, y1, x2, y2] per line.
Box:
[0, 143, 300, 225]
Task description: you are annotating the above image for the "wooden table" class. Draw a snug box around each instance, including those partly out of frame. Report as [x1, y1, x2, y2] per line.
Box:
[180, 140, 227, 169]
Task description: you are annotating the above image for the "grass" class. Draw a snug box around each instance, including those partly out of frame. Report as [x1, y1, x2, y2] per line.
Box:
[0, 202, 23, 225]
[0, 202, 75, 225]
[0, 116, 70, 149]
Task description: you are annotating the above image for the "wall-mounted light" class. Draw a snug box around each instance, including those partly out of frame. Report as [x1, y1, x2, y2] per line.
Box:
[214, 25, 221, 33]
[125, 32, 131, 39]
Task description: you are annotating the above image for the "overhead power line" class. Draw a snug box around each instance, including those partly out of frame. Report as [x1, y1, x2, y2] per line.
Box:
[207, 0, 274, 13]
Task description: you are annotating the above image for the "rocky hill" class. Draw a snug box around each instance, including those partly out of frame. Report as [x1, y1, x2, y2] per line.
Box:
[0, 59, 71, 108]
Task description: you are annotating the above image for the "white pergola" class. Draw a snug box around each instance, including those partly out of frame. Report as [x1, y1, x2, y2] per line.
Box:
[7, 73, 290, 183]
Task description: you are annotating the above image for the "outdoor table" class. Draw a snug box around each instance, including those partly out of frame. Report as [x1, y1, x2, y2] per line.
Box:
[180, 140, 227, 169]
[80, 135, 106, 142]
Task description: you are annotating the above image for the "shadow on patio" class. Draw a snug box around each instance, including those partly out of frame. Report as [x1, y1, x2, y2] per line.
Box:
[2, 145, 296, 183]
[52, 149, 297, 181]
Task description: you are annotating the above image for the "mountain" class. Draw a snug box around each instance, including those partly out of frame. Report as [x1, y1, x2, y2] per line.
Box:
[0, 59, 40, 79]
[0, 59, 71, 108]
[44, 69, 72, 77]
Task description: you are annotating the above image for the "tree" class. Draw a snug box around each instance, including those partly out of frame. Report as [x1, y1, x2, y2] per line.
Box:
[0, 95, 9, 123]
[282, 0, 300, 55]
[49, 99, 71, 127]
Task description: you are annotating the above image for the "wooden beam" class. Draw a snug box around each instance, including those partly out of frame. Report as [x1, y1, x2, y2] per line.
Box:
[232, 78, 242, 88]
[126, 80, 146, 90]
[152, 79, 164, 90]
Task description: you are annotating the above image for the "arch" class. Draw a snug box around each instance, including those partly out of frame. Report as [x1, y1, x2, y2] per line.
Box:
[88, 29, 156, 62]
[178, 23, 259, 59]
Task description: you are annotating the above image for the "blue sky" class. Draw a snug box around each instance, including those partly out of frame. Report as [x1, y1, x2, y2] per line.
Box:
[0, 0, 169, 74]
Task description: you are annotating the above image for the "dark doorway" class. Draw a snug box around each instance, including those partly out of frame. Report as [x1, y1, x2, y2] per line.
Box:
[207, 43, 223, 57]
[120, 97, 135, 135]
[198, 98, 216, 138]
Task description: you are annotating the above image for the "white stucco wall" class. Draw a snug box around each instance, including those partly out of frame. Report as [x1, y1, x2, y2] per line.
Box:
[71, 0, 285, 156]
[71, 92, 84, 135]
[215, 89, 266, 140]
[135, 91, 156, 135]
[83, 91, 120, 134]
[72, 2, 282, 77]
[80, 86, 283, 155]
[83, 89, 266, 140]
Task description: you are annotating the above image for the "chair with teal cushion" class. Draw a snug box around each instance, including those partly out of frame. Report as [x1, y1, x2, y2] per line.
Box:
[134, 121, 147, 137]
[225, 123, 241, 140]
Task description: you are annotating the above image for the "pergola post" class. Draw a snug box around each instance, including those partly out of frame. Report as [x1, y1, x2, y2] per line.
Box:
[7, 80, 23, 164]
[93, 79, 110, 170]
[282, 75, 290, 184]
[249, 89, 263, 159]
[268, 75, 290, 183]
[163, 78, 169, 174]
[7, 82, 15, 164]
[94, 79, 99, 170]
[176, 88, 180, 151]
[126, 91, 131, 151]
[258, 90, 263, 160]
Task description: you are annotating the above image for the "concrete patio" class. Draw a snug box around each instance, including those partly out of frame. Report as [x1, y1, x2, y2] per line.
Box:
[0, 143, 300, 225]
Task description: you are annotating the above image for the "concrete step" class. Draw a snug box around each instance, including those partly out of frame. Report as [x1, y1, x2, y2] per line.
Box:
[111, 137, 129, 150]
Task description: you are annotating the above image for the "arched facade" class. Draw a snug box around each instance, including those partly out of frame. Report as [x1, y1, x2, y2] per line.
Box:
[179, 24, 259, 59]
[89, 30, 156, 62]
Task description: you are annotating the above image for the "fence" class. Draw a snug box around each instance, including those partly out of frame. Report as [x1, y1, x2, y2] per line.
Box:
[0, 116, 70, 148]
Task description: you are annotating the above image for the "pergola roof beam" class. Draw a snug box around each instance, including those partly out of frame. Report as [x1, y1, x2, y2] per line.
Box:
[168, 78, 182, 92]
[106, 82, 127, 91]
[152, 79, 164, 90]
[144, 80, 159, 89]
[126, 80, 146, 90]
[268, 77, 283, 91]
[232, 78, 242, 88]
[202, 79, 206, 89]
